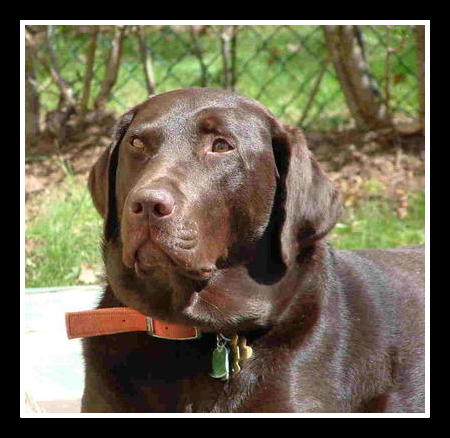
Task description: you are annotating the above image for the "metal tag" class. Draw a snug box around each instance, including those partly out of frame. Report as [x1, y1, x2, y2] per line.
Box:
[209, 344, 230, 381]
[209, 333, 254, 382]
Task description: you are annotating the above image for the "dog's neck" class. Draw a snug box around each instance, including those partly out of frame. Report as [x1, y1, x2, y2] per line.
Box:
[101, 239, 330, 339]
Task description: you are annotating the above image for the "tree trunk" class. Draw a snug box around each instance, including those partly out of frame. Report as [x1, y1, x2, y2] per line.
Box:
[94, 26, 126, 109]
[323, 25, 393, 131]
[25, 28, 41, 150]
[44, 25, 77, 110]
[416, 25, 425, 129]
[26, 26, 76, 112]
[190, 26, 208, 87]
[299, 58, 330, 127]
[79, 26, 99, 116]
[136, 26, 156, 95]
[220, 25, 237, 90]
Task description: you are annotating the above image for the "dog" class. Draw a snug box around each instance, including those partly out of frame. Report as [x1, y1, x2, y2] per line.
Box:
[81, 88, 424, 413]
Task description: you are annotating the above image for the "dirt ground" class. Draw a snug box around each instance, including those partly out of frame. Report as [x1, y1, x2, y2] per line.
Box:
[25, 122, 425, 222]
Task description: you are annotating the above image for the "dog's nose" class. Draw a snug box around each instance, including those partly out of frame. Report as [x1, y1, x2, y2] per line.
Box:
[130, 189, 176, 219]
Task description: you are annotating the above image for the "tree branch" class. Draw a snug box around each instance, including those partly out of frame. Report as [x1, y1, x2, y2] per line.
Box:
[416, 25, 425, 129]
[324, 25, 392, 131]
[220, 25, 237, 90]
[136, 26, 156, 95]
[94, 26, 126, 109]
[190, 26, 208, 87]
[25, 27, 41, 149]
[80, 26, 99, 115]
[26, 26, 76, 109]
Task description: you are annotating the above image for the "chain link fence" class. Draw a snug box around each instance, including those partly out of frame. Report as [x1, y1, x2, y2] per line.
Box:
[29, 24, 421, 132]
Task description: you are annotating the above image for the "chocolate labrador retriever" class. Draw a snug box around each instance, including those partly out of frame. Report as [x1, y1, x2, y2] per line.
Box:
[82, 88, 424, 413]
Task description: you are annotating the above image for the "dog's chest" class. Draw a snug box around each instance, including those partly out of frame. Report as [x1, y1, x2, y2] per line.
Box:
[136, 353, 293, 413]
[104, 333, 300, 412]
[134, 356, 259, 412]
[125, 338, 264, 412]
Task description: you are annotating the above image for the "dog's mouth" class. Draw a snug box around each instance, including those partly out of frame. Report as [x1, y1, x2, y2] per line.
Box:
[129, 232, 216, 282]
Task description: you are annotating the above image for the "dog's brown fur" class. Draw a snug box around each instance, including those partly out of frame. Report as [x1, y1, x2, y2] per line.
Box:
[83, 88, 424, 412]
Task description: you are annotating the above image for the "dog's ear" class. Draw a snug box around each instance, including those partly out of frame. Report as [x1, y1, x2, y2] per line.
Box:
[270, 120, 342, 267]
[88, 107, 137, 239]
[88, 146, 109, 219]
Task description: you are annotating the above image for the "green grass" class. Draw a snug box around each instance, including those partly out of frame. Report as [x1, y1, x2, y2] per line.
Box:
[25, 175, 425, 288]
[25, 178, 103, 288]
[330, 190, 425, 250]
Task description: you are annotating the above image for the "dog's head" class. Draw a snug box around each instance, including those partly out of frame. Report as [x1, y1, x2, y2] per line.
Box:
[88, 88, 341, 330]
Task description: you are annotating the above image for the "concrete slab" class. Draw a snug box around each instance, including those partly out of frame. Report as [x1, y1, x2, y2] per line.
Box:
[23, 285, 103, 413]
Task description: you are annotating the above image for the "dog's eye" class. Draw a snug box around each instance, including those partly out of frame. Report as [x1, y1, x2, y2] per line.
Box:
[211, 139, 233, 153]
[130, 137, 145, 150]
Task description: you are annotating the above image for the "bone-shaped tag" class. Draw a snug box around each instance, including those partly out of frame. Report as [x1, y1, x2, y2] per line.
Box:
[230, 334, 241, 373]
[238, 336, 253, 361]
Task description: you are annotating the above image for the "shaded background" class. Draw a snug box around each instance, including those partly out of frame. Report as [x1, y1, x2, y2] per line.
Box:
[25, 24, 425, 288]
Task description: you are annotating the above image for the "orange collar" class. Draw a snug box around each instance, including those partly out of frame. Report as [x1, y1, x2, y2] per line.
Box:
[65, 307, 201, 340]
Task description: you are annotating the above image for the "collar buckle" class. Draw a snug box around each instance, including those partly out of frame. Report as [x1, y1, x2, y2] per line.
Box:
[146, 317, 201, 340]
